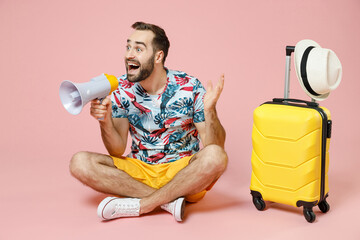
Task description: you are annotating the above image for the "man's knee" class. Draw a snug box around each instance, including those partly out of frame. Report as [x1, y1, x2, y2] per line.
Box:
[69, 151, 92, 180]
[197, 144, 228, 175]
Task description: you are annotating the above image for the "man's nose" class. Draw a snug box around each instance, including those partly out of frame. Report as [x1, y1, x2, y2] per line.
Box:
[126, 48, 136, 59]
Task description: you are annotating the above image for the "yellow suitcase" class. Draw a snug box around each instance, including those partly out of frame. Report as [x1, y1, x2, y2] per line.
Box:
[250, 46, 332, 223]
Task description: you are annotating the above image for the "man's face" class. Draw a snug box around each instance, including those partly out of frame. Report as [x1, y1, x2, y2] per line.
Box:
[125, 30, 156, 82]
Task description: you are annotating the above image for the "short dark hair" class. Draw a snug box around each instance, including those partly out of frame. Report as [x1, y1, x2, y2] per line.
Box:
[132, 22, 170, 63]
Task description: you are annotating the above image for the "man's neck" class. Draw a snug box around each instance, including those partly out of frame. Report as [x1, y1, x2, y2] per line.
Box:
[139, 66, 168, 95]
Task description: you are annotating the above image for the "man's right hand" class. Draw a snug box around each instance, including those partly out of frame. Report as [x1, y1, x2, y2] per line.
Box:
[90, 95, 112, 122]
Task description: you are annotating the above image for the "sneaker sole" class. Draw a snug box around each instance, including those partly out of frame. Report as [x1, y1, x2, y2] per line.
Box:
[97, 197, 118, 220]
[174, 197, 186, 222]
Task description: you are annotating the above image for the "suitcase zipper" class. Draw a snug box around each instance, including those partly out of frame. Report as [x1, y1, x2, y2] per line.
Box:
[315, 107, 329, 203]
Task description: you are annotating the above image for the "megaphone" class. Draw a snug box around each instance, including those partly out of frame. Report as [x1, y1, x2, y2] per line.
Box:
[59, 73, 119, 115]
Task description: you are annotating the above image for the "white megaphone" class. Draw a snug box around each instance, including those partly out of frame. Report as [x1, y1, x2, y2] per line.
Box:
[59, 73, 119, 115]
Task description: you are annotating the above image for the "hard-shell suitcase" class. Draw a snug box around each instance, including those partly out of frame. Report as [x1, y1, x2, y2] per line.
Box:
[250, 46, 332, 223]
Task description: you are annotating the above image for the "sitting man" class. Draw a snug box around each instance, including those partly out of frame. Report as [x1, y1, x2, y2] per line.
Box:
[69, 21, 228, 222]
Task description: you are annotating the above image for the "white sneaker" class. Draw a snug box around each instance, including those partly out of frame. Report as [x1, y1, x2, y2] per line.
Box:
[97, 197, 140, 220]
[161, 197, 185, 222]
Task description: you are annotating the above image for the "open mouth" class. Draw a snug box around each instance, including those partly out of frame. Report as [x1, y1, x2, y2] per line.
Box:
[127, 62, 140, 71]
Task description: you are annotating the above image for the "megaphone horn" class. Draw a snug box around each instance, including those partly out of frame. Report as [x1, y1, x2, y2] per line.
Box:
[59, 73, 118, 115]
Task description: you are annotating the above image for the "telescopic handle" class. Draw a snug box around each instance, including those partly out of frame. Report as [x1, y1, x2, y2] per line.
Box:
[284, 46, 295, 99]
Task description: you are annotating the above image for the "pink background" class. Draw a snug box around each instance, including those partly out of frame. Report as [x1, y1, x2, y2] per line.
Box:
[1, 0, 360, 239]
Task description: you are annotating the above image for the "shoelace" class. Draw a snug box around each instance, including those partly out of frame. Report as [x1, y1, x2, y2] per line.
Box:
[112, 203, 139, 217]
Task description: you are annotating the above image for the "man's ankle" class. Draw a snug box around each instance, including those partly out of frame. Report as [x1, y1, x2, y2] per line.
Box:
[139, 198, 155, 214]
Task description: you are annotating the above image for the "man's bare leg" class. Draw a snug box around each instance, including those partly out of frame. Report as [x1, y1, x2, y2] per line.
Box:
[70, 145, 227, 218]
[139, 144, 228, 214]
[69, 151, 156, 198]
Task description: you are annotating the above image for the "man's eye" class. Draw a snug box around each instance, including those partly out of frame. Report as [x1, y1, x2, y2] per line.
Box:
[137, 48, 142, 52]
[126, 46, 130, 51]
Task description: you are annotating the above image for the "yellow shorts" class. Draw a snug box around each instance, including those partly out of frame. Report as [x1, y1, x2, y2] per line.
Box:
[111, 155, 211, 202]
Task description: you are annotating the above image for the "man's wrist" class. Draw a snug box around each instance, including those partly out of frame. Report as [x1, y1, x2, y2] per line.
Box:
[204, 107, 217, 116]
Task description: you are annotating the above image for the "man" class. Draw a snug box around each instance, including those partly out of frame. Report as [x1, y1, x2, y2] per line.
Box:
[69, 22, 227, 222]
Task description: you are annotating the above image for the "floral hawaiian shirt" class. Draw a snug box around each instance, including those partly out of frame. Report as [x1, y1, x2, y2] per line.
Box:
[111, 68, 206, 164]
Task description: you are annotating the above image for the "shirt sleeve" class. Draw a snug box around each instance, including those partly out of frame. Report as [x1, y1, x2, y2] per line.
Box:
[111, 91, 127, 118]
[111, 76, 129, 119]
[193, 79, 206, 123]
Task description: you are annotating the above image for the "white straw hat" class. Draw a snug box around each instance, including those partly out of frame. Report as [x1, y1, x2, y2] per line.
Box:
[294, 39, 342, 101]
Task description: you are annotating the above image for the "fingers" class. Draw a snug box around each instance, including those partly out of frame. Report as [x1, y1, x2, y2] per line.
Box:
[90, 97, 112, 121]
[203, 74, 225, 111]
[207, 80, 213, 92]
[211, 74, 225, 96]
[207, 74, 225, 93]
[216, 74, 225, 94]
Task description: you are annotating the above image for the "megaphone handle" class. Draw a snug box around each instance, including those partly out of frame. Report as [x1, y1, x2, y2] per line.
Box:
[98, 97, 105, 121]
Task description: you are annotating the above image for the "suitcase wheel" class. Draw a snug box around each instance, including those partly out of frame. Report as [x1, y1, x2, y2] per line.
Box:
[253, 197, 266, 211]
[303, 207, 316, 223]
[318, 200, 330, 213]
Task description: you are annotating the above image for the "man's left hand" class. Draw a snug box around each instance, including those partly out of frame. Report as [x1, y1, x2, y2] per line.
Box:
[204, 74, 224, 112]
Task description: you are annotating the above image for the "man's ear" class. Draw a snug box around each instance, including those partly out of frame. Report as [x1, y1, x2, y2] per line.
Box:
[155, 50, 164, 64]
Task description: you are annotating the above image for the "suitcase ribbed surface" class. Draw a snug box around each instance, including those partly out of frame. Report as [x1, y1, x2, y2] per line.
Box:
[250, 103, 330, 207]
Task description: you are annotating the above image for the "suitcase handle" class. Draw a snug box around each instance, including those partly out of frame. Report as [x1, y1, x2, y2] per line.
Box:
[273, 98, 319, 107]
[286, 46, 295, 56]
[284, 46, 295, 99]
[284, 45, 316, 103]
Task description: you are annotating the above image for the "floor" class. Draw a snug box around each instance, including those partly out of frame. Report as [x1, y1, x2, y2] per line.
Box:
[2, 147, 359, 240]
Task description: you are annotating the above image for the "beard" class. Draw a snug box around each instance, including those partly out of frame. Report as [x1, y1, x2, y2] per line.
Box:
[126, 53, 155, 83]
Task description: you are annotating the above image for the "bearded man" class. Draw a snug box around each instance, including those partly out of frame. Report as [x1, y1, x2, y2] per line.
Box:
[69, 22, 227, 222]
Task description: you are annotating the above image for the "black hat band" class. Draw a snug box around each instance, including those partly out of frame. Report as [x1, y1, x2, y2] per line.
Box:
[300, 46, 320, 96]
